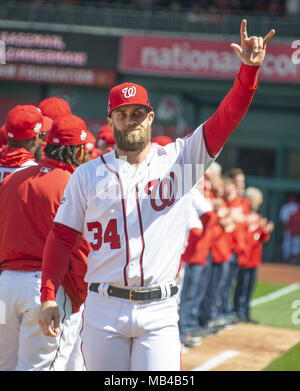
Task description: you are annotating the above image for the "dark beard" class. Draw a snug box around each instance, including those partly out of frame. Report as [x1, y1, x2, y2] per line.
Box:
[113, 125, 151, 151]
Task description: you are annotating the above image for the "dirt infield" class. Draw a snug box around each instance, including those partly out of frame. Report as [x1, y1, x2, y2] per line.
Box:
[181, 262, 300, 371]
[257, 263, 300, 285]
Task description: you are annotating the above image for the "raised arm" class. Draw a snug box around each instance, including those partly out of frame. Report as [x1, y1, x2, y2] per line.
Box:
[204, 19, 275, 157]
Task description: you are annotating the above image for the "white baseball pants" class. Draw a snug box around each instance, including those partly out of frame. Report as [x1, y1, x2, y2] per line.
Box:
[0, 270, 83, 371]
[80, 289, 182, 371]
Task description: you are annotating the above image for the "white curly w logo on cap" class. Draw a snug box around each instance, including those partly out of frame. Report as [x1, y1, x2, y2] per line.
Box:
[122, 86, 136, 99]
[80, 130, 87, 141]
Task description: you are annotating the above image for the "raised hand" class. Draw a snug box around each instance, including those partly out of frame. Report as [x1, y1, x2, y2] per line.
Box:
[231, 19, 275, 67]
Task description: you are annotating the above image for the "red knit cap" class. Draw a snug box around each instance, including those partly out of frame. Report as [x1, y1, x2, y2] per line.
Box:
[151, 135, 173, 146]
[108, 82, 153, 116]
[47, 114, 88, 146]
[5, 105, 44, 140]
[39, 97, 71, 120]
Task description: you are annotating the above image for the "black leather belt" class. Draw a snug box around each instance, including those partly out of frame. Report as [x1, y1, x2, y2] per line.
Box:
[89, 283, 178, 301]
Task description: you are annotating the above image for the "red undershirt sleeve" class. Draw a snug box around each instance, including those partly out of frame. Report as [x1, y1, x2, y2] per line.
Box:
[40, 222, 81, 303]
[203, 63, 259, 157]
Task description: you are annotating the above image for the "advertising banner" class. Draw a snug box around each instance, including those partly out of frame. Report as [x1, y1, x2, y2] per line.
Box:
[119, 35, 300, 83]
[0, 29, 118, 86]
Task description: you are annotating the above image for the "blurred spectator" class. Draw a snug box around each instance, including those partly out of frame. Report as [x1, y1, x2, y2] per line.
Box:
[151, 135, 173, 146]
[82, 130, 96, 163]
[96, 124, 115, 154]
[0, 125, 7, 149]
[13, 0, 290, 15]
[279, 193, 298, 262]
[179, 183, 216, 347]
[285, 0, 300, 14]
[286, 202, 300, 264]
[233, 187, 274, 322]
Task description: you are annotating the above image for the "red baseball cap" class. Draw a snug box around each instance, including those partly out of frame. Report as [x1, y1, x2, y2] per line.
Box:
[108, 82, 153, 116]
[0, 124, 7, 147]
[97, 124, 113, 140]
[99, 131, 115, 146]
[5, 105, 44, 140]
[39, 97, 72, 120]
[47, 114, 88, 146]
[151, 135, 173, 146]
[84, 130, 96, 152]
[42, 116, 53, 133]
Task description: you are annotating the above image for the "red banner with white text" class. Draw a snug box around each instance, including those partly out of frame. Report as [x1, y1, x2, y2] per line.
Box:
[119, 35, 300, 83]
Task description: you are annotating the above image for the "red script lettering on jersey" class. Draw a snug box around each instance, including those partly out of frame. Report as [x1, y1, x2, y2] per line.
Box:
[145, 172, 178, 211]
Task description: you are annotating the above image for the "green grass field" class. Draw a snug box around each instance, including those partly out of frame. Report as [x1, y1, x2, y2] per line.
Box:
[251, 282, 300, 330]
[247, 281, 300, 370]
[263, 342, 300, 371]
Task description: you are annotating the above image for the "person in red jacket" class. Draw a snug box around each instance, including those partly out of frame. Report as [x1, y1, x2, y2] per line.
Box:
[178, 184, 215, 347]
[218, 176, 248, 320]
[0, 105, 47, 183]
[198, 177, 237, 328]
[0, 114, 90, 371]
[233, 187, 274, 322]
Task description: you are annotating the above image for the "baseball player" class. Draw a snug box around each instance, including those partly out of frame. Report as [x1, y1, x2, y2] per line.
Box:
[39, 20, 275, 371]
[0, 114, 90, 371]
[0, 105, 48, 184]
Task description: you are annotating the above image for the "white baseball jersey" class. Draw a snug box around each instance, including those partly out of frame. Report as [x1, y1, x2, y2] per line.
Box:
[0, 161, 37, 184]
[54, 124, 214, 287]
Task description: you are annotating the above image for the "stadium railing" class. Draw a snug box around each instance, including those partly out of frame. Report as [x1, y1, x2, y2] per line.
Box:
[0, 1, 299, 38]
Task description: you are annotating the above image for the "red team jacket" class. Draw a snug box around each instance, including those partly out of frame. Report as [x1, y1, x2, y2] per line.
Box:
[181, 211, 218, 266]
[0, 146, 37, 183]
[0, 157, 91, 312]
[238, 225, 270, 269]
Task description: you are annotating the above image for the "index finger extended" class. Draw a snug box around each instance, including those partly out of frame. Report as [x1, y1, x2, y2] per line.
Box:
[240, 19, 248, 42]
[263, 29, 275, 47]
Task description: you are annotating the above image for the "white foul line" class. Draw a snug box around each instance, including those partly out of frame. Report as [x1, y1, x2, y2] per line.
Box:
[192, 350, 240, 371]
[250, 283, 300, 307]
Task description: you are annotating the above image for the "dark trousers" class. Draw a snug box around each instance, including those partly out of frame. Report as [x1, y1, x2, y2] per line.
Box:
[198, 257, 230, 326]
[219, 253, 239, 315]
[178, 263, 208, 340]
[233, 267, 257, 320]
